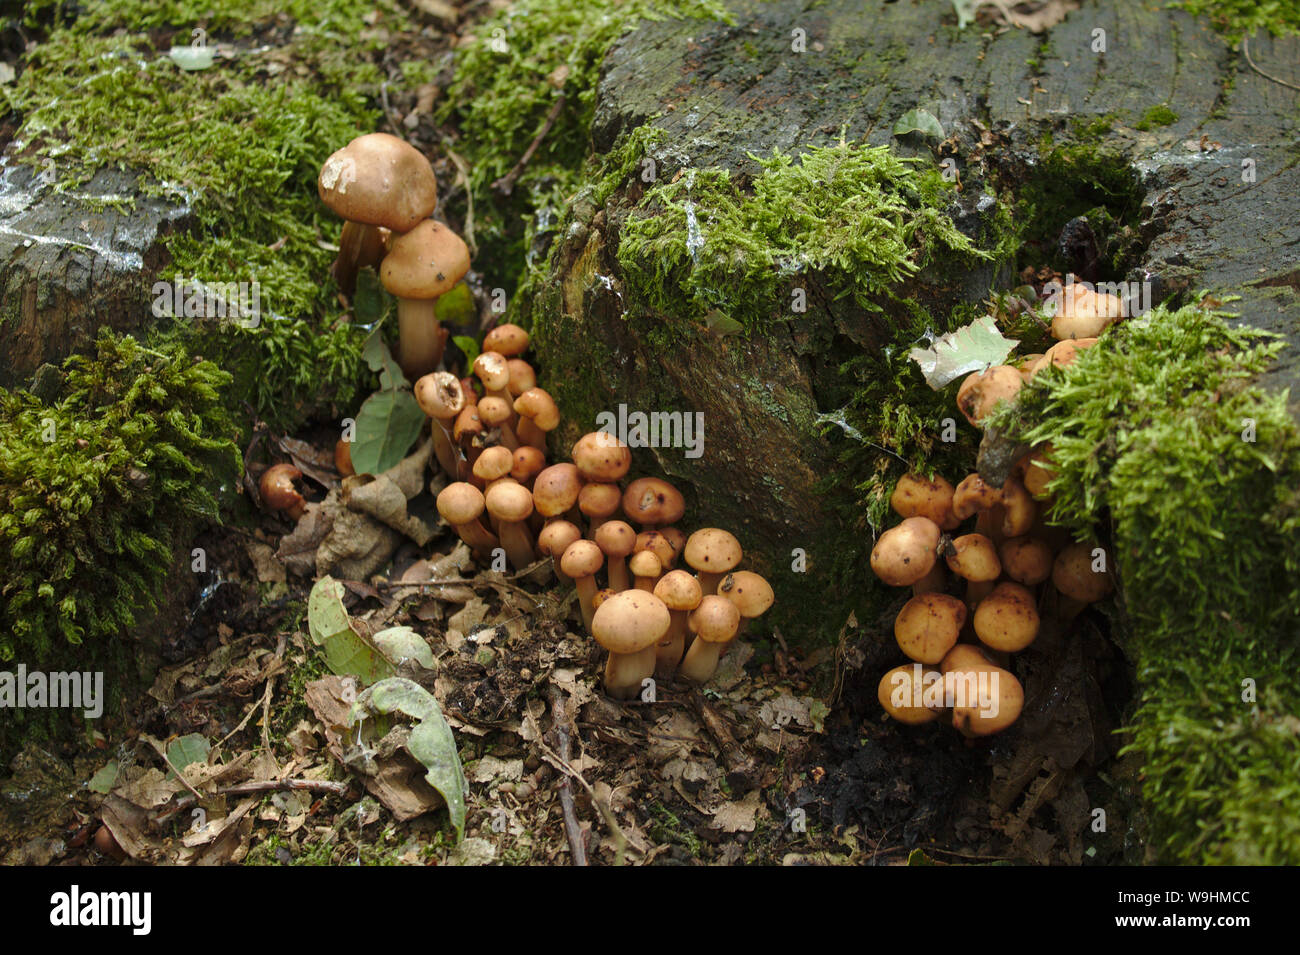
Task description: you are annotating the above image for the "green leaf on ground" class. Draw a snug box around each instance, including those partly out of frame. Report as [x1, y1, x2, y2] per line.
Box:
[350, 387, 426, 476]
[908, 314, 1019, 388]
[307, 577, 396, 685]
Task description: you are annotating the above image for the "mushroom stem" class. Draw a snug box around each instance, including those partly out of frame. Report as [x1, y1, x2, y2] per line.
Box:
[604, 646, 657, 700]
[697, 571, 725, 595]
[498, 520, 536, 570]
[679, 638, 725, 684]
[607, 556, 630, 593]
[654, 611, 689, 680]
[430, 419, 462, 479]
[332, 221, 385, 298]
[453, 520, 498, 560]
[396, 297, 444, 380]
[574, 575, 598, 633]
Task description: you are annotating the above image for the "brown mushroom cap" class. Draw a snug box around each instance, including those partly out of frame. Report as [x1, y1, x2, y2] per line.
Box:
[572, 432, 631, 482]
[635, 530, 679, 568]
[658, 527, 686, 561]
[579, 482, 623, 524]
[506, 359, 537, 397]
[1052, 541, 1114, 603]
[318, 132, 437, 233]
[688, 595, 741, 644]
[592, 590, 671, 654]
[718, 570, 774, 619]
[477, 395, 514, 430]
[683, 528, 743, 577]
[511, 446, 547, 483]
[973, 581, 1040, 652]
[485, 480, 534, 523]
[380, 220, 469, 300]
[514, 388, 561, 430]
[940, 644, 999, 674]
[414, 371, 465, 421]
[594, 520, 637, 560]
[894, 592, 966, 664]
[952, 473, 1002, 520]
[890, 472, 957, 528]
[869, 517, 941, 587]
[1051, 284, 1125, 341]
[653, 570, 703, 611]
[483, 323, 530, 357]
[538, 520, 582, 559]
[532, 463, 583, 518]
[473, 445, 515, 483]
[437, 482, 486, 524]
[944, 533, 1001, 582]
[956, 365, 1023, 427]
[622, 477, 686, 526]
[560, 539, 604, 579]
[260, 463, 305, 517]
[474, 352, 511, 393]
[878, 664, 943, 725]
[629, 550, 662, 580]
[998, 536, 1053, 586]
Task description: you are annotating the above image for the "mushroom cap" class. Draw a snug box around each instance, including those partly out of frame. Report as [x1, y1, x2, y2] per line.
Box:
[878, 664, 943, 725]
[453, 405, 483, 444]
[869, 517, 941, 587]
[1052, 541, 1114, 603]
[413, 371, 465, 421]
[894, 592, 966, 664]
[629, 550, 662, 580]
[890, 472, 957, 528]
[485, 480, 533, 522]
[688, 595, 741, 644]
[579, 482, 623, 522]
[998, 536, 1053, 586]
[514, 388, 560, 430]
[571, 432, 631, 482]
[506, 359, 537, 396]
[622, 477, 686, 526]
[635, 530, 678, 568]
[437, 482, 485, 524]
[718, 570, 774, 619]
[380, 220, 470, 300]
[973, 581, 1040, 652]
[538, 520, 583, 559]
[260, 463, 304, 512]
[654, 570, 703, 611]
[683, 528, 743, 576]
[473, 445, 515, 482]
[658, 527, 686, 562]
[474, 352, 511, 392]
[591, 590, 671, 655]
[594, 520, 637, 559]
[560, 539, 603, 579]
[511, 446, 547, 483]
[477, 395, 513, 428]
[318, 132, 438, 233]
[532, 463, 583, 517]
[956, 365, 1023, 427]
[1051, 284, 1125, 340]
[591, 588, 616, 611]
[483, 323, 530, 357]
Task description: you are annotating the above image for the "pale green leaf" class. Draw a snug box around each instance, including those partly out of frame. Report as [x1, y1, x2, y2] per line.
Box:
[908, 314, 1019, 389]
[350, 387, 426, 476]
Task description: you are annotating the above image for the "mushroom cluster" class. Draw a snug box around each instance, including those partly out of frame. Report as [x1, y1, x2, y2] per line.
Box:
[318, 132, 471, 381]
[871, 363, 1114, 735]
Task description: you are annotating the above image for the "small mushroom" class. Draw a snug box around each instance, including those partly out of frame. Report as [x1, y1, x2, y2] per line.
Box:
[943, 532, 1001, 582]
[472, 445, 515, 490]
[999, 476, 1036, 537]
[594, 520, 637, 592]
[478, 395, 519, 450]
[436, 482, 498, 559]
[414, 371, 467, 479]
[635, 530, 679, 571]
[1051, 284, 1124, 340]
[622, 477, 686, 529]
[1052, 541, 1114, 619]
[973, 581, 1040, 652]
[532, 463, 583, 523]
[951, 664, 1023, 737]
[560, 540, 604, 633]
[952, 473, 1002, 520]
[513, 387, 560, 451]
[483, 323, 530, 357]
[890, 472, 959, 529]
[678, 595, 741, 684]
[484, 481, 536, 569]
[510, 446, 547, 486]
[869, 517, 941, 587]
[878, 664, 943, 725]
[629, 550, 663, 591]
[1022, 444, 1056, 500]
[956, 365, 1022, 427]
[380, 220, 470, 380]
[592, 589, 671, 700]
[683, 528, 743, 595]
[334, 439, 355, 478]
[507, 359, 537, 397]
[718, 570, 774, 637]
[538, 519, 583, 585]
[997, 536, 1053, 586]
[260, 464, 305, 520]
[894, 592, 966, 664]
[571, 432, 631, 483]
[1036, 337, 1097, 375]
[578, 482, 623, 536]
[653, 570, 702, 680]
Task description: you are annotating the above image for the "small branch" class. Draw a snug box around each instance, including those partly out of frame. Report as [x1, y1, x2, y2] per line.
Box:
[492, 93, 566, 197]
[1242, 36, 1300, 92]
[153, 779, 351, 826]
[547, 687, 588, 866]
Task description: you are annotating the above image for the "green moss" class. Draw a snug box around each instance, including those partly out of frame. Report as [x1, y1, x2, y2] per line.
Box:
[439, 0, 732, 293]
[988, 301, 1300, 863]
[616, 141, 989, 336]
[1135, 104, 1179, 130]
[1170, 0, 1300, 42]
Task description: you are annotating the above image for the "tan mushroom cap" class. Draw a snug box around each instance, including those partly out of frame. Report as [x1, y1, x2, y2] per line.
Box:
[538, 520, 582, 559]
[654, 570, 703, 611]
[532, 463, 583, 517]
[514, 388, 561, 430]
[474, 352, 511, 392]
[477, 395, 514, 428]
[483, 323, 530, 357]
[380, 220, 470, 300]
[579, 482, 623, 522]
[484, 480, 533, 523]
[560, 539, 604, 579]
[591, 590, 671, 655]
[594, 520, 637, 559]
[718, 570, 774, 619]
[472, 445, 514, 482]
[688, 595, 742, 644]
[629, 550, 662, 580]
[413, 371, 465, 421]
[437, 482, 486, 524]
[622, 477, 686, 526]
[511, 446, 547, 483]
[1051, 284, 1125, 341]
[635, 530, 678, 567]
[507, 359, 537, 396]
[572, 431, 631, 482]
[318, 132, 437, 233]
[684, 528, 743, 576]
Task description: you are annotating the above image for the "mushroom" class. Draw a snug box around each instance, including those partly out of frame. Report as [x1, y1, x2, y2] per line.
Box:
[999, 477, 1036, 537]
[578, 482, 623, 536]
[510, 446, 547, 486]
[334, 439, 355, 478]
[571, 431, 631, 483]
[997, 536, 1053, 586]
[260, 464, 305, 520]
[635, 530, 679, 571]
[513, 387, 560, 452]
[657, 527, 686, 566]
[507, 359, 537, 397]
[532, 463, 583, 524]
[621, 477, 686, 529]
[629, 550, 663, 591]
[380, 220, 470, 380]
[869, 517, 941, 587]
[939, 645, 1023, 736]
[683, 527, 743, 595]
[477, 395, 519, 450]
[436, 482, 498, 559]
[331, 219, 389, 298]
[538, 519, 582, 585]
[972, 581, 1040, 652]
[594, 520, 637, 592]
[1022, 444, 1056, 500]
[678, 594, 741, 684]
[472, 445, 515, 490]
[956, 365, 1022, 427]
[483, 323, 530, 357]
[473, 352, 513, 406]
[952, 473, 1002, 520]
[942, 533, 1001, 582]
[894, 592, 966, 664]
[591, 590, 671, 700]
[1051, 284, 1124, 340]
[878, 664, 943, 725]
[890, 472, 959, 529]
[1036, 337, 1097, 375]
[652, 570, 702, 680]
[484, 481, 536, 569]
[414, 371, 467, 479]
[560, 540, 604, 633]
[718, 570, 773, 637]
[1052, 541, 1114, 620]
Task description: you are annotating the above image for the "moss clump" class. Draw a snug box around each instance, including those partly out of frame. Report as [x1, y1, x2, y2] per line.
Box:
[1170, 0, 1300, 41]
[989, 301, 1300, 863]
[1135, 104, 1179, 130]
[0, 331, 239, 662]
[440, 0, 731, 293]
[616, 142, 990, 340]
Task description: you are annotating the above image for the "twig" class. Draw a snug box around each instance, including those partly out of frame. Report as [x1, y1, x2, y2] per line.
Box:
[157, 748, 204, 801]
[547, 687, 588, 866]
[1242, 36, 1300, 92]
[153, 779, 351, 825]
[492, 92, 566, 197]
